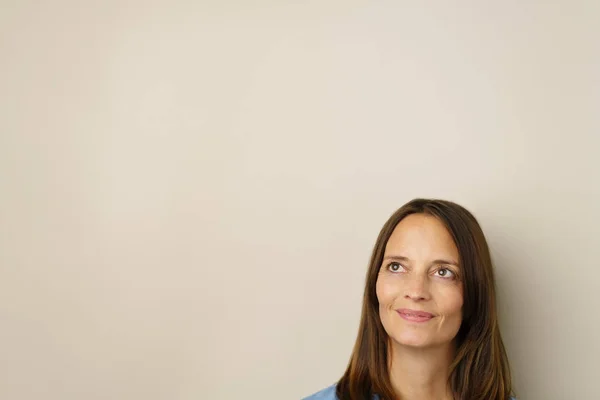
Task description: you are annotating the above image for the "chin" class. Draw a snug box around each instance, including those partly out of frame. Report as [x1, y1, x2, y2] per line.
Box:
[392, 333, 458, 351]
[393, 335, 432, 348]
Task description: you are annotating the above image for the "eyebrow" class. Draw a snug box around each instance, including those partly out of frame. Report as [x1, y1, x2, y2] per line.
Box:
[383, 255, 459, 267]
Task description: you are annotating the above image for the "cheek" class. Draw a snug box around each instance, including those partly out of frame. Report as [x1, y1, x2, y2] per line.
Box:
[438, 285, 463, 318]
[375, 275, 400, 307]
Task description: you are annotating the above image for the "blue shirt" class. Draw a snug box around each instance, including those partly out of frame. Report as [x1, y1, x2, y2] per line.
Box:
[302, 385, 345, 400]
[303, 384, 516, 400]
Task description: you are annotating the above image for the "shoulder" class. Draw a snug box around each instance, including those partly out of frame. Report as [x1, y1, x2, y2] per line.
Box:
[302, 385, 515, 400]
[302, 384, 338, 400]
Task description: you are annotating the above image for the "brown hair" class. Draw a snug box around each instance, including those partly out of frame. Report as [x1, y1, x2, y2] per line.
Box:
[336, 198, 513, 400]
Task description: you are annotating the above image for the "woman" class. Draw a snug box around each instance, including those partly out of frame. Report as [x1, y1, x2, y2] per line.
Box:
[304, 199, 515, 400]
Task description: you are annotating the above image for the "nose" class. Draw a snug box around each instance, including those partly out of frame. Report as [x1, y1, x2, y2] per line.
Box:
[404, 273, 431, 301]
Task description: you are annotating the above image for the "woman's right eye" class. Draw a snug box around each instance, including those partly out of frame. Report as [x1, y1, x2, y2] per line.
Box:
[387, 262, 404, 272]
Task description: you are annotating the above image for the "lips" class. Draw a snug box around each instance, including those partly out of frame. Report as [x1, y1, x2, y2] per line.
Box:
[396, 308, 434, 322]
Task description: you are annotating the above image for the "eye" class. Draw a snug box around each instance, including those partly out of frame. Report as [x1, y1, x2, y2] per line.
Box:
[434, 267, 456, 279]
[387, 262, 405, 273]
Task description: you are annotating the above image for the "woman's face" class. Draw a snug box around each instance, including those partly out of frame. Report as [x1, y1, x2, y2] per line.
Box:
[376, 213, 464, 349]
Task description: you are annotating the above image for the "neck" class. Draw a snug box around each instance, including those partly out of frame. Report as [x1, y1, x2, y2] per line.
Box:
[388, 342, 455, 400]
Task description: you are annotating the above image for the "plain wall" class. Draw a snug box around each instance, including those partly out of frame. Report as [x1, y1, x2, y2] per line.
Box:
[1, 1, 599, 399]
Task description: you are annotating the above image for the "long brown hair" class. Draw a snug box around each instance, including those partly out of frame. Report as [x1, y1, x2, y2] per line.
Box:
[336, 199, 513, 400]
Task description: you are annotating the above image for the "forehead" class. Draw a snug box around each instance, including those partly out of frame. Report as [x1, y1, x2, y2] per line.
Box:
[384, 213, 459, 260]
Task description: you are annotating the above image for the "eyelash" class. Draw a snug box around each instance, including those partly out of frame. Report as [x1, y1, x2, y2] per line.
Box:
[434, 267, 456, 279]
[386, 262, 458, 280]
[387, 262, 406, 273]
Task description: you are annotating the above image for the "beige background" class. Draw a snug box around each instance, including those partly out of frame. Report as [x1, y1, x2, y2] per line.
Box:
[1, 1, 599, 399]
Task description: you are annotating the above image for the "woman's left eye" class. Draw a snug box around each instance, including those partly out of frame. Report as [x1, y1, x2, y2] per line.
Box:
[434, 268, 455, 279]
